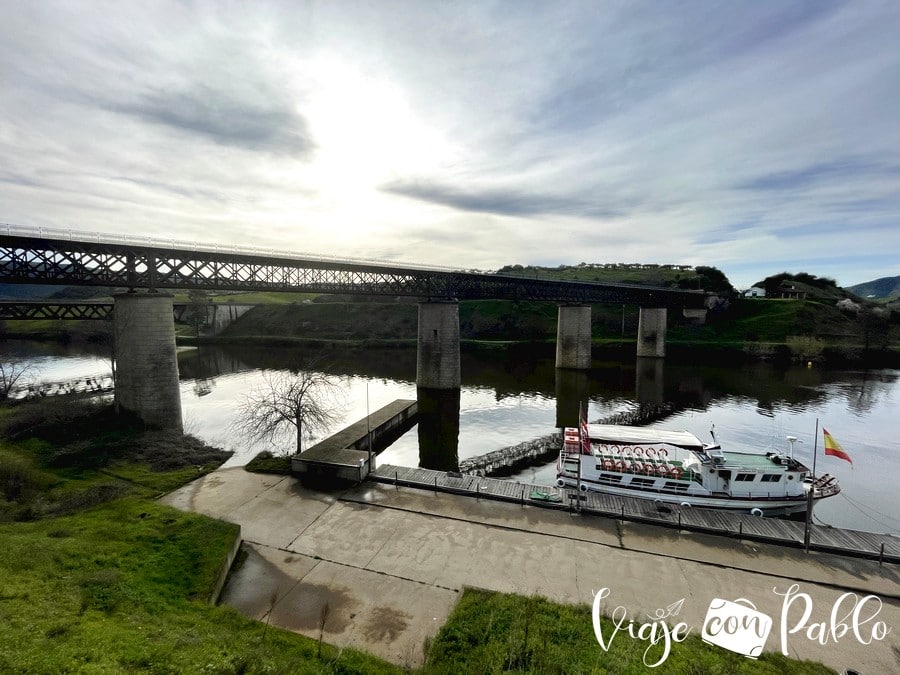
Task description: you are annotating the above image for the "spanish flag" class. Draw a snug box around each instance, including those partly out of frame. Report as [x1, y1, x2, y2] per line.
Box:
[823, 428, 852, 465]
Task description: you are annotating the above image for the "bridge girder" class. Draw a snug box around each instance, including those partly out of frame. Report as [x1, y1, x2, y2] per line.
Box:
[0, 302, 194, 322]
[0, 233, 708, 308]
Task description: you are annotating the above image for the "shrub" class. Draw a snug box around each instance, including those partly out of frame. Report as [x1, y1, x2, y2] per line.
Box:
[786, 335, 825, 362]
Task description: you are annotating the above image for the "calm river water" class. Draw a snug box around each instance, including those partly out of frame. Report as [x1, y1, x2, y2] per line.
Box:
[4, 341, 899, 536]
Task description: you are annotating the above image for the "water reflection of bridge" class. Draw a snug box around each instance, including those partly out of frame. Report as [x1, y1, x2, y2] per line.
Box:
[12, 374, 114, 400]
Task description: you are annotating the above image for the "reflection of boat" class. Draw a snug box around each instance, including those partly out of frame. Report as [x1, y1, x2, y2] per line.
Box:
[556, 424, 840, 517]
[192, 378, 214, 397]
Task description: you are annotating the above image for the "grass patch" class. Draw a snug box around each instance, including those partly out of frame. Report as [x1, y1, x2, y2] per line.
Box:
[0, 498, 398, 673]
[0, 397, 400, 673]
[0, 399, 230, 520]
[425, 588, 834, 674]
[246, 450, 293, 475]
[171, 291, 319, 304]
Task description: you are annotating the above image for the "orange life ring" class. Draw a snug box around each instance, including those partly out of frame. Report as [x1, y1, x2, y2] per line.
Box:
[615, 461, 627, 472]
[670, 467, 683, 479]
[646, 448, 658, 461]
[658, 448, 668, 458]
[602, 459, 615, 470]
[629, 463, 642, 474]
[656, 464, 669, 476]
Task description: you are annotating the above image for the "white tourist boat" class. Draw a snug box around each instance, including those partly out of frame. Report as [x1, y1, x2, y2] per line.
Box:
[556, 423, 840, 516]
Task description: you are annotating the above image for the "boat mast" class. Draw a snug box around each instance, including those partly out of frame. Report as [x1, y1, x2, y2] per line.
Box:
[804, 419, 819, 552]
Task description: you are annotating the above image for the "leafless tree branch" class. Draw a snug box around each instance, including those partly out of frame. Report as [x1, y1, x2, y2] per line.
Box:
[0, 358, 32, 402]
[235, 365, 346, 455]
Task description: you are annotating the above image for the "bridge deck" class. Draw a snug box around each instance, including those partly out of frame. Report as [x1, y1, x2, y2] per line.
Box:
[371, 464, 900, 564]
[0, 227, 707, 306]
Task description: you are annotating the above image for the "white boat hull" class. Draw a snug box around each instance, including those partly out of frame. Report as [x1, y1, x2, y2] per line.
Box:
[557, 476, 812, 517]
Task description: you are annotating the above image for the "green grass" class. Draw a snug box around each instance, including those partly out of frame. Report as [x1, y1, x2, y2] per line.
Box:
[170, 291, 319, 304]
[245, 450, 292, 475]
[0, 497, 398, 674]
[0, 400, 231, 521]
[0, 399, 400, 673]
[425, 588, 834, 674]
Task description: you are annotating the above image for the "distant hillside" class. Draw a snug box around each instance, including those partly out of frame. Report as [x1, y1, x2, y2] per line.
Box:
[495, 263, 734, 294]
[847, 276, 900, 301]
[0, 284, 58, 300]
[0, 284, 112, 301]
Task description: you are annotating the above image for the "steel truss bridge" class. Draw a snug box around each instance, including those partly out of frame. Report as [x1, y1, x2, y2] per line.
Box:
[0, 226, 707, 308]
[0, 301, 196, 322]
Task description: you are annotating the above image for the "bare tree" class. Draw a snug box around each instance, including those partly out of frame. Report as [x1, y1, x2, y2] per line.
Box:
[0, 357, 31, 402]
[236, 367, 345, 455]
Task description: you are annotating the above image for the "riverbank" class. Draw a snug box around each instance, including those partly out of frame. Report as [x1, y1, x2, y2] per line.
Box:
[163, 466, 898, 672]
[3, 295, 898, 366]
[0, 399, 398, 673]
[1, 398, 851, 673]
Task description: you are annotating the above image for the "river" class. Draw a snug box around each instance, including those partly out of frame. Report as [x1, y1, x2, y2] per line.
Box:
[3, 341, 898, 536]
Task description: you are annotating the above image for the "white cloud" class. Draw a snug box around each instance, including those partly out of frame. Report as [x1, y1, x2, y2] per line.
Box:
[1, 1, 898, 290]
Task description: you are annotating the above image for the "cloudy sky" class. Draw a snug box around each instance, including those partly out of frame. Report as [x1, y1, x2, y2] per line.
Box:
[1, 1, 898, 289]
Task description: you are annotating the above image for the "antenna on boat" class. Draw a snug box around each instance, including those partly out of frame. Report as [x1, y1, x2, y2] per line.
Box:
[786, 435, 797, 459]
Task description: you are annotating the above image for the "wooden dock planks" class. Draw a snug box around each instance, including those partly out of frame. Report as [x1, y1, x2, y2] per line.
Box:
[370, 464, 899, 563]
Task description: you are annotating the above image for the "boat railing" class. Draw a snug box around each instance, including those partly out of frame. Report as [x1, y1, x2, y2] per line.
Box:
[573, 479, 808, 501]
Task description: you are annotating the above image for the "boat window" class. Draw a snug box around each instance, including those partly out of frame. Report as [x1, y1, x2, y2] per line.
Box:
[663, 481, 689, 492]
[761, 474, 782, 482]
[599, 474, 623, 484]
[735, 473, 755, 482]
[630, 477, 656, 488]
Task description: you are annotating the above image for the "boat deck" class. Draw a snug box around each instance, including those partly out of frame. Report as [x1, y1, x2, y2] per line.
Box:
[720, 451, 791, 470]
[370, 464, 900, 564]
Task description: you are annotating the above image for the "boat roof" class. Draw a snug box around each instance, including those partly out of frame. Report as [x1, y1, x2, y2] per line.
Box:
[587, 424, 705, 449]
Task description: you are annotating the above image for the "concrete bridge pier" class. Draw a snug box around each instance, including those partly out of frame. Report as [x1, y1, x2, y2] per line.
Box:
[555, 304, 592, 369]
[113, 292, 183, 431]
[636, 307, 667, 358]
[416, 301, 460, 389]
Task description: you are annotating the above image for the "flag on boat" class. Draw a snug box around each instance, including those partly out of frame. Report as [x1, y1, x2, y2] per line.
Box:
[579, 405, 592, 455]
[823, 428, 852, 465]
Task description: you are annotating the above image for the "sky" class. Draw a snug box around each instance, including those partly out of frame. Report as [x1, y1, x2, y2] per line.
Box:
[1, 1, 898, 290]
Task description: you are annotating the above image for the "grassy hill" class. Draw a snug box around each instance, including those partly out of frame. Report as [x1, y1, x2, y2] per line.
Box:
[848, 275, 900, 301]
[497, 263, 734, 293]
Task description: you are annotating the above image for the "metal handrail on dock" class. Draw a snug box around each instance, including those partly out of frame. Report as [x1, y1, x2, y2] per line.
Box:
[370, 464, 900, 565]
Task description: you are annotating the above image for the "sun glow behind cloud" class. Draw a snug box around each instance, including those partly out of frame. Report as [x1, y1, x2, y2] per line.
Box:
[1, 1, 898, 287]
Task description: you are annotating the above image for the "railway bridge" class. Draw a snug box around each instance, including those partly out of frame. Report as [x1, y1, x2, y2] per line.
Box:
[1, 225, 709, 429]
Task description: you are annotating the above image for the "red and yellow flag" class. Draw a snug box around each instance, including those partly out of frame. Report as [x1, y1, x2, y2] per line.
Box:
[823, 428, 852, 465]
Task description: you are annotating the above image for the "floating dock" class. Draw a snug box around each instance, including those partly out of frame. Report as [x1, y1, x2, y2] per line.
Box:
[291, 400, 417, 481]
[370, 464, 900, 564]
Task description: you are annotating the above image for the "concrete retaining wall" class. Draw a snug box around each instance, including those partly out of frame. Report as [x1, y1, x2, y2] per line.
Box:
[208, 526, 243, 605]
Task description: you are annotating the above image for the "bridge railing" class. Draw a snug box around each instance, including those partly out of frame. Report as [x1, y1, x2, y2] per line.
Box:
[1, 222, 480, 275]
